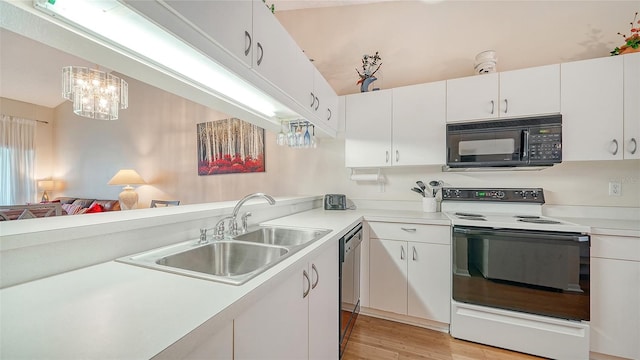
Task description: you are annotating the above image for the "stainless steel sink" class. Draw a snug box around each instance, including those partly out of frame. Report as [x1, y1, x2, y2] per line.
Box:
[233, 226, 331, 247]
[156, 241, 288, 277]
[117, 225, 330, 285]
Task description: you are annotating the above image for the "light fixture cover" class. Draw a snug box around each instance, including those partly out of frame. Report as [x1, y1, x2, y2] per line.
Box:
[62, 66, 128, 120]
[107, 169, 146, 186]
[37, 179, 56, 190]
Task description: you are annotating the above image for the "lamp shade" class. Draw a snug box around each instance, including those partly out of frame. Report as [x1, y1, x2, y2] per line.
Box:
[38, 180, 56, 191]
[107, 169, 146, 186]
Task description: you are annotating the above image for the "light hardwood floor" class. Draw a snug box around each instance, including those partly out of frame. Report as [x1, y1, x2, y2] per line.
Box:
[343, 315, 544, 360]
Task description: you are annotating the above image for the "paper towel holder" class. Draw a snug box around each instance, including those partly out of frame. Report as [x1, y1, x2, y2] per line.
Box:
[349, 168, 385, 192]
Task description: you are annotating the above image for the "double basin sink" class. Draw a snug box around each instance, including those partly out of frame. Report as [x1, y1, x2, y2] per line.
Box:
[117, 226, 331, 285]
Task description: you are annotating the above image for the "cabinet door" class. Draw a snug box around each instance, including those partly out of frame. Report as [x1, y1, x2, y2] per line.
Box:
[624, 52, 640, 159]
[313, 68, 339, 131]
[252, 0, 314, 109]
[234, 264, 309, 359]
[344, 90, 393, 167]
[591, 257, 640, 359]
[446, 73, 499, 122]
[309, 243, 339, 360]
[392, 81, 446, 166]
[369, 238, 407, 315]
[498, 64, 560, 118]
[561, 56, 624, 161]
[162, 0, 253, 67]
[407, 242, 451, 323]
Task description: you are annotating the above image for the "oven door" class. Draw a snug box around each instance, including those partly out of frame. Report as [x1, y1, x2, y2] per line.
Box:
[447, 124, 526, 167]
[452, 226, 590, 321]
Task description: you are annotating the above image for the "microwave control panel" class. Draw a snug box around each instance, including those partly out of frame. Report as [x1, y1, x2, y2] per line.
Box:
[528, 126, 562, 162]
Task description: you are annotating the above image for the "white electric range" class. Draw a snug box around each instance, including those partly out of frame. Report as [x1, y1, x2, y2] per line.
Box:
[441, 187, 591, 360]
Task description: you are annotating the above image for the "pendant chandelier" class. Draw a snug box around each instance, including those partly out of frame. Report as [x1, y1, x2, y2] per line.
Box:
[62, 66, 128, 120]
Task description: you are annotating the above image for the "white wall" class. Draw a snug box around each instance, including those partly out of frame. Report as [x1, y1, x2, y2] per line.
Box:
[51, 75, 640, 208]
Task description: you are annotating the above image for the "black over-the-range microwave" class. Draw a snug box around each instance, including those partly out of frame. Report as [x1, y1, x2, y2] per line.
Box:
[445, 114, 562, 169]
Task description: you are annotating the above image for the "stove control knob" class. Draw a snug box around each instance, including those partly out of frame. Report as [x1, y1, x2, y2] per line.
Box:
[521, 191, 527, 199]
[531, 190, 539, 198]
[496, 191, 505, 199]
[454, 190, 461, 197]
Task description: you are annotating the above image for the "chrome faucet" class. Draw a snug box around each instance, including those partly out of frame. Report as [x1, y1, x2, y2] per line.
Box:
[230, 193, 276, 235]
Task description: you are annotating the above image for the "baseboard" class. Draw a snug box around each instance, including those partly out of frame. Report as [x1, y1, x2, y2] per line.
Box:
[360, 306, 450, 333]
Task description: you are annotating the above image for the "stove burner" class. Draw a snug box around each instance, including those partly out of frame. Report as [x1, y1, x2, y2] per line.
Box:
[455, 212, 485, 218]
[518, 218, 562, 225]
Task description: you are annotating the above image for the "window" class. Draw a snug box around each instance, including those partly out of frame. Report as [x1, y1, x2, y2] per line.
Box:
[0, 115, 36, 205]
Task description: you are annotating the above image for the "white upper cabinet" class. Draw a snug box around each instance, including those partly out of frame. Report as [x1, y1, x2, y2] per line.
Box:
[446, 64, 560, 122]
[345, 82, 447, 168]
[251, 1, 314, 110]
[393, 81, 447, 166]
[345, 90, 393, 167]
[312, 69, 339, 131]
[624, 52, 640, 159]
[446, 73, 499, 122]
[162, 0, 253, 67]
[499, 64, 560, 118]
[561, 56, 624, 161]
[122, 0, 333, 135]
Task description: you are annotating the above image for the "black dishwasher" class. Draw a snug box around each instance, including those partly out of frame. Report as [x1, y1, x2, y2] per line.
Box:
[339, 223, 362, 358]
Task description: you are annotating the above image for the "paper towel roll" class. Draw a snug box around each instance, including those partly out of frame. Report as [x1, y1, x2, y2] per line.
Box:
[350, 174, 381, 181]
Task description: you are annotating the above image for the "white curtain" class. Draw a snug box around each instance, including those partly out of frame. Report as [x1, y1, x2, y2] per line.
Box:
[0, 114, 36, 205]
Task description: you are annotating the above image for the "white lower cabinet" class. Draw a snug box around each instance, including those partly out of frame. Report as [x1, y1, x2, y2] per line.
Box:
[590, 234, 640, 360]
[234, 241, 338, 359]
[368, 222, 451, 324]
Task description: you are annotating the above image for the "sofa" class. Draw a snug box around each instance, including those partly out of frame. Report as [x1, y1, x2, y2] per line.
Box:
[55, 197, 121, 215]
[0, 197, 120, 221]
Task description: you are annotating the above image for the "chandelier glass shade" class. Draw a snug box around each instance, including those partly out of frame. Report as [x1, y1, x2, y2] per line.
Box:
[62, 66, 128, 120]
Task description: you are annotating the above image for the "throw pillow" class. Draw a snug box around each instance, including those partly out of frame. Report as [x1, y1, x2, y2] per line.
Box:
[85, 203, 104, 213]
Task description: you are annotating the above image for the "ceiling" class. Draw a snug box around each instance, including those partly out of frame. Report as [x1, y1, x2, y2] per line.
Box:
[0, 28, 92, 108]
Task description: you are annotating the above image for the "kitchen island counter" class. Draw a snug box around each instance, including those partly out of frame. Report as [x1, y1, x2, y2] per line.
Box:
[0, 206, 448, 359]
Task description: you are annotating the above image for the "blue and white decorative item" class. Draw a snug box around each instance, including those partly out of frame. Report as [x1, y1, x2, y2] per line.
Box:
[356, 52, 382, 92]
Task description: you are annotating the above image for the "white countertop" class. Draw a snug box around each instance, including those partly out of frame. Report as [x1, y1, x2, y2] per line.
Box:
[0, 207, 450, 359]
[1, 205, 636, 358]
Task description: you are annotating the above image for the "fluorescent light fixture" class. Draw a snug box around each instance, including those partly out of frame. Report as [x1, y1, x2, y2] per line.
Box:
[34, 0, 277, 118]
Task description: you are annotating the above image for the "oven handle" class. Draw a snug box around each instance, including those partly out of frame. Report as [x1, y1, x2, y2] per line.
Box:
[453, 227, 589, 242]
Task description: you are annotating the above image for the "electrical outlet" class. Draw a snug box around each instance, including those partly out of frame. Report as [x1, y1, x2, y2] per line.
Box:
[609, 182, 621, 196]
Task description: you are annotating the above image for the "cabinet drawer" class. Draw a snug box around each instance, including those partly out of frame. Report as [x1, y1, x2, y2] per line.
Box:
[368, 222, 450, 245]
[591, 235, 640, 262]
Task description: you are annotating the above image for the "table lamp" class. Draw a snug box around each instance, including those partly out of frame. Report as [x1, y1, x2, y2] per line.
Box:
[37, 180, 55, 202]
[107, 169, 146, 210]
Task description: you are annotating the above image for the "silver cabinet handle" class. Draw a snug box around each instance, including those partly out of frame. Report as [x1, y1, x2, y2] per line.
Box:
[386, 151, 389, 163]
[611, 139, 619, 156]
[401, 227, 417, 232]
[310, 92, 315, 107]
[503, 99, 508, 113]
[244, 31, 251, 56]
[302, 270, 310, 298]
[400, 245, 405, 260]
[256, 42, 264, 66]
[630, 138, 638, 155]
[395, 150, 399, 162]
[315, 96, 319, 111]
[412, 246, 417, 261]
[311, 264, 319, 289]
[490, 100, 495, 115]
[327, 108, 332, 121]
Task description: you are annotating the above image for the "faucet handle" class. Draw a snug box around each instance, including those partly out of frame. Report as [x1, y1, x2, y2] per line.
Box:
[241, 212, 252, 233]
[215, 216, 233, 240]
[199, 228, 208, 244]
